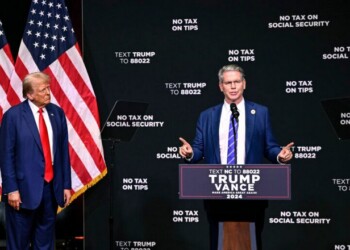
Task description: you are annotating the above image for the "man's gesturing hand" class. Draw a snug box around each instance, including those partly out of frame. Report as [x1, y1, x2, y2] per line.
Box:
[179, 137, 193, 159]
[278, 142, 294, 163]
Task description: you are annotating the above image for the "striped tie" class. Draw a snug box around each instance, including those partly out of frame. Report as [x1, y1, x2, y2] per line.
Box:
[227, 115, 238, 164]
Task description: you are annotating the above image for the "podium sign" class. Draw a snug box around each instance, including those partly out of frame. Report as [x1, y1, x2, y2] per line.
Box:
[179, 164, 291, 200]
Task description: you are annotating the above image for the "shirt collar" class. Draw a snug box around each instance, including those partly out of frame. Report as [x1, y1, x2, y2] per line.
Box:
[223, 98, 245, 113]
[28, 99, 47, 114]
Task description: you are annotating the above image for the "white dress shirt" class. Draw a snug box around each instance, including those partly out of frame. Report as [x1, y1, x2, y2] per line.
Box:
[28, 100, 54, 163]
[219, 99, 246, 164]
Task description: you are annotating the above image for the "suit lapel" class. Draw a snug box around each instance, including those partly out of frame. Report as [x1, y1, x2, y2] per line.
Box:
[46, 104, 57, 158]
[22, 100, 42, 152]
[211, 104, 223, 164]
[245, 101, 256, 157]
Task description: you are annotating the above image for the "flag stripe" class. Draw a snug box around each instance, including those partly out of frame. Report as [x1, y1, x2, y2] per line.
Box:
[58, 49, 100, 125]
[68, 144, 93, 189]
[51, 54, 102, 143]
[7, 49, 29, 103]
[45, 67, 106, 173]
[70, 165, 84, 192]
[0, 45, 14, 74]
[0, 65, 10, 89]
[0, 45, 17, 108]
[68, 45, 97, 99]
[48, 60, 104, 161]
[0, 67, 12, 110]
[64, 116, 102, 179]
[0, 20, 16, 196]
[0, 54, 21, 107]
[48, 94, 97, 190]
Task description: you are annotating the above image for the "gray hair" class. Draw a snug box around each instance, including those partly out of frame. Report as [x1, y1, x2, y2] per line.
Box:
[22, 72, 51, 98]
[218, 64, 245, 83]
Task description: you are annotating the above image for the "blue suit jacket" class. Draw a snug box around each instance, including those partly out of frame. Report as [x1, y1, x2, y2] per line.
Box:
[190, 100, 281, 165]
[0, 100, 71, 209]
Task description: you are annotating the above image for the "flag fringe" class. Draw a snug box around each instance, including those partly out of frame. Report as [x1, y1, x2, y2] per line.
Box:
[57, 168, 108, 213]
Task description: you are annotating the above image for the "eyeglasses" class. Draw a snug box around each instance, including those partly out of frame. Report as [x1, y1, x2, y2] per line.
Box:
[222, 80, 243, 86]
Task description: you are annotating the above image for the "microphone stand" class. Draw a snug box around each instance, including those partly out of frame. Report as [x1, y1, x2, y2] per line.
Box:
[231, 116, 238, 164]
[230, 103, 239, 164]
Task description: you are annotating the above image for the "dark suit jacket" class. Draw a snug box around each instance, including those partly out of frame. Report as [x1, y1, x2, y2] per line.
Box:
[190, 100, 281, 164]
[0, 100, 71, 209]
[189, 100, 281, 220]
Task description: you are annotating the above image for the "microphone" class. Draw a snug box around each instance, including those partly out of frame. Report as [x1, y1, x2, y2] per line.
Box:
[230, 103, 240, 120]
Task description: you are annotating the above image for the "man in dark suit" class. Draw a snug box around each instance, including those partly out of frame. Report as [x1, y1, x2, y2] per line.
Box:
[0, 72, 71, 250]
[179, 64, 293, 250]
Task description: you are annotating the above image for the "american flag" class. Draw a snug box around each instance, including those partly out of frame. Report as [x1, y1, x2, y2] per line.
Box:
[9, 0, 107, 203]
[0, 20, 15, 196]
[0, 20, 16, 122]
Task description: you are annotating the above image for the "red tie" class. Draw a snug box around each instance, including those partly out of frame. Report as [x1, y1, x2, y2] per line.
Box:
[39, 108, 53, 182]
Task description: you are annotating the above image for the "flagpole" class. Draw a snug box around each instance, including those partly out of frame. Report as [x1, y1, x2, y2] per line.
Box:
[108, 138, 120, 250]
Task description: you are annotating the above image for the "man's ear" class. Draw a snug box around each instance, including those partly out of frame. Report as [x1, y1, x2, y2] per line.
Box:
[27, 93, 33, 101]
[219, 83, 223, 92]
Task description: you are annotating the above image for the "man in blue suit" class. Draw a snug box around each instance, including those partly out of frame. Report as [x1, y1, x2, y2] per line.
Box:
[179, 64, 293, 250]
[0, 72, 71, 250]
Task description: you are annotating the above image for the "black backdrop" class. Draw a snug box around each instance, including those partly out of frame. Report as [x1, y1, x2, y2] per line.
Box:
[2, 1, 350, 250]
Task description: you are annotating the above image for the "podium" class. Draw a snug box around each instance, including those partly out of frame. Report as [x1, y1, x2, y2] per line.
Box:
[220, 222, 252, 250]
[179, 164, 291, 250]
